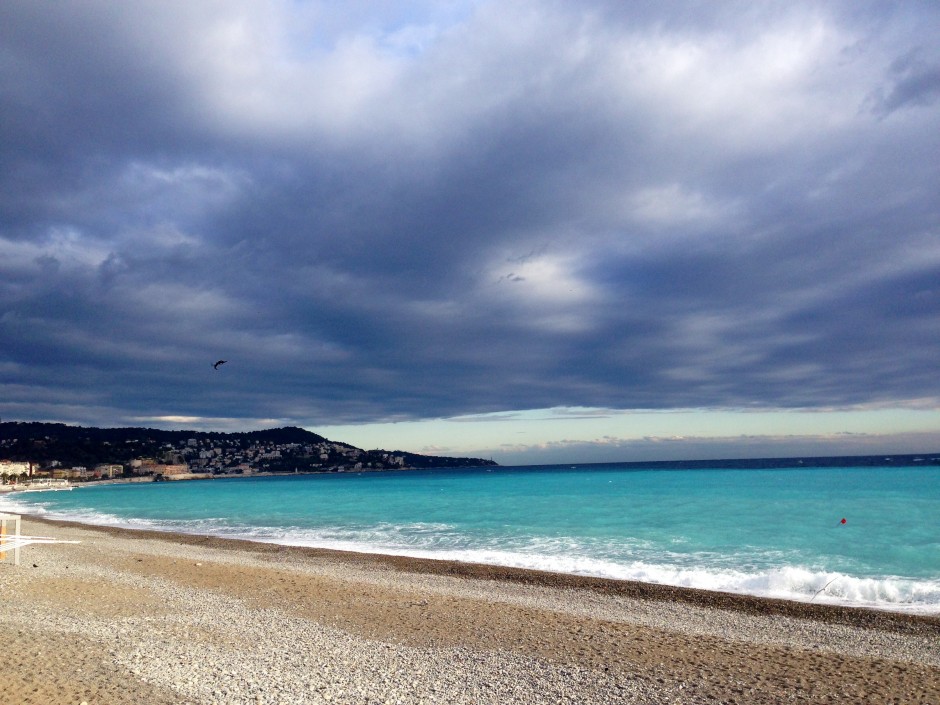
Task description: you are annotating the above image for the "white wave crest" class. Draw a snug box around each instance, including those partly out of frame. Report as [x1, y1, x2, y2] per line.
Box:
[6, 500, 938, 613]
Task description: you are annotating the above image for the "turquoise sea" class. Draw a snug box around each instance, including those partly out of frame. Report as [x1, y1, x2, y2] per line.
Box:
[3, 463, 938, 613]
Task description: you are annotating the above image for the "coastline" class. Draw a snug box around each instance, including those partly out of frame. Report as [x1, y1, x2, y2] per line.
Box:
[1, 515, 938, 704]
[10, 470, 939, 617]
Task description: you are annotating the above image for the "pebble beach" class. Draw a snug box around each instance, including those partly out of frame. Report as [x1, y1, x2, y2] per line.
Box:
[1, 516, 938, 705]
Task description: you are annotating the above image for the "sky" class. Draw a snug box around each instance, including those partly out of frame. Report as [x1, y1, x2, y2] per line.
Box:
[2, 1, 939, 465]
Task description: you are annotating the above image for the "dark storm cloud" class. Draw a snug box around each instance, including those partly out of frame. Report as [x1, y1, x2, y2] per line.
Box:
[870, 50, 940, 117]
[1, 0, 938, 430]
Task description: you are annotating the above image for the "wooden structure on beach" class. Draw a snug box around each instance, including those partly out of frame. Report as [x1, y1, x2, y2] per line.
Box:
[0, 513, 79, 566]
[0, 513, 22, 566]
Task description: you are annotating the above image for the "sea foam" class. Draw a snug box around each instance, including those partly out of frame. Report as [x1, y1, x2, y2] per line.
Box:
[4, 463, 939, 614]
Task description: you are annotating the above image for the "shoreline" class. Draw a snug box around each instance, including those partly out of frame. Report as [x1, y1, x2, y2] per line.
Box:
[27, 514, 940, 632]
[7, 464, 938, 618]
[13, 503, 940, 620]
[2, 514, 939, 704]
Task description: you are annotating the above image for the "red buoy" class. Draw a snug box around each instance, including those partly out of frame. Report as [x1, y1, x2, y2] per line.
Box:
[840, 518, 847, 525]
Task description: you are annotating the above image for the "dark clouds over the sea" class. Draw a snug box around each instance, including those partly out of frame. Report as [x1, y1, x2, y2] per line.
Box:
[2, 1, 938, 430]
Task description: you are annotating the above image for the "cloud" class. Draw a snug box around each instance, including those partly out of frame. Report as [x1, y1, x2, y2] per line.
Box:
[0, 1, 939, 436]
[491, 430, 940, 465]
[869, 49, 940, 118]
[420, 444, 453, 454]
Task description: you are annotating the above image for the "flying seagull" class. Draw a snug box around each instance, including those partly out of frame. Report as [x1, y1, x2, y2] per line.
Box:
[213, 360, 227, 370]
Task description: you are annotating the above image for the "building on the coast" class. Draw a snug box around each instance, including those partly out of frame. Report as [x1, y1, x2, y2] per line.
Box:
[132, 459, 160, 475]
[49, 466, 88, 480]
[0, 460, 33, 479]
[93, 464, 124, 479]
[159, 464, 189, 476]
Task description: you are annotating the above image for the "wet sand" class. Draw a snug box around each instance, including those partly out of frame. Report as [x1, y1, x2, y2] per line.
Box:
[1, 516, 938, 704]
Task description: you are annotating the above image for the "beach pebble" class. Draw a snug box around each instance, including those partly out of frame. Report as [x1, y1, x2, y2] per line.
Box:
[4, 518, 938, 705]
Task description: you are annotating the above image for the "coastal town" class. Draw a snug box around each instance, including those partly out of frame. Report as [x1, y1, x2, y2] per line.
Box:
[0, 422, 496, 486]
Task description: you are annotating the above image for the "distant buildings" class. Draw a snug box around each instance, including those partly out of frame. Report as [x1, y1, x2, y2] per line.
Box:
[95, 464, 123, 479]
[1, 423, 494, 483]
[0, 460, 32, 479]
[159, 464, 189, 476]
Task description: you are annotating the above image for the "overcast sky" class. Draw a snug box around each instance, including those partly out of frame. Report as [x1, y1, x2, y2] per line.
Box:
[2, 1, 939, 464]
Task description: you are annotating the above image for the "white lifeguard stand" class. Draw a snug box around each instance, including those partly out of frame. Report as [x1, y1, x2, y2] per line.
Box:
[0, 513, 22, 566]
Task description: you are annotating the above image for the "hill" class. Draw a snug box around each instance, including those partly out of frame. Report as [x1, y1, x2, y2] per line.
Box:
[0, 421, 497, 476]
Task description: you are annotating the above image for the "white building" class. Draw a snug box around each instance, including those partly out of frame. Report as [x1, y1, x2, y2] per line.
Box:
[0, 460, 33, 478]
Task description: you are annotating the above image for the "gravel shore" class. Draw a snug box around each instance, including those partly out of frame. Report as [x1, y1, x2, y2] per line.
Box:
[1, 517, 938, 704]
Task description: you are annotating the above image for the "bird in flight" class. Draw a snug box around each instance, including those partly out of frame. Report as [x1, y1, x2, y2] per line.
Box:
[213, 360, 227, 370]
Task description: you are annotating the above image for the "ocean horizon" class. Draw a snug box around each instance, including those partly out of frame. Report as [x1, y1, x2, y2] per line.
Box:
[3, 459, 938, 614]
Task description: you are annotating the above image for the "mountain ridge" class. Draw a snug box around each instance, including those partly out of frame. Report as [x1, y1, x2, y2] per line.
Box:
[0, 420, 498, 473]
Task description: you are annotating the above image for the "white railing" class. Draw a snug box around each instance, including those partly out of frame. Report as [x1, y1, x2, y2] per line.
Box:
[0, 513, 80, 566]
